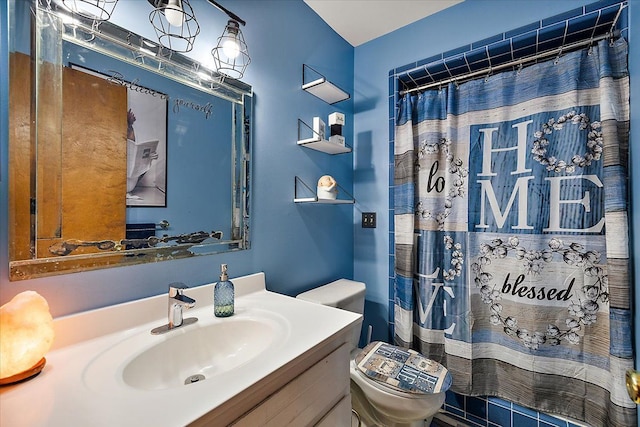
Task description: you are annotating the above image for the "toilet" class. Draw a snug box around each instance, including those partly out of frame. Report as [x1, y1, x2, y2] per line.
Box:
[297, 279, 451, 427]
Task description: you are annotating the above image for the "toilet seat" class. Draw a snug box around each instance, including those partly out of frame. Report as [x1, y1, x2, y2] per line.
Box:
[351, 363, 427, 399]
[353, 341, 451, 396]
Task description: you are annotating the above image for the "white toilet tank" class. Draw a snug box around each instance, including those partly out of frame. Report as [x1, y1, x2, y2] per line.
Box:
[296, 279, 365, 313]
[296, 279, 366, 348]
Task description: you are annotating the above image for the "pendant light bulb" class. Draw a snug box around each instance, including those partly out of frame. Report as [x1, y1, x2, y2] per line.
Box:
[220, 20, 242, 59]
[164, 0, 184, 27]
[222, 38, 240, 59]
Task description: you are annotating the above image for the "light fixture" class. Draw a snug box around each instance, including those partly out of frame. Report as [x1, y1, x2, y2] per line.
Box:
[0, 291, 55, 385]
[211, 20, 250, 79]
[60, 0, 119, 21]
[148, 0, 200, 52]
[208, 1, 250, 80]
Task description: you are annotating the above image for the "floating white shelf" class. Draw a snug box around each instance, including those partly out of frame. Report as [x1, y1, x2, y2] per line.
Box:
[294, 197, 354, 204]
[294, 176, 354, 204]
[298, 117, 351, 154]
[302, 64, 350, 105]
[297, 139, 351, 154]
[297, 118, 351, 154]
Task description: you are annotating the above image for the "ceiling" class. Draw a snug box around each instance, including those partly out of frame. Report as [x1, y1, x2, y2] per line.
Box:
[303, 0, 464, 47]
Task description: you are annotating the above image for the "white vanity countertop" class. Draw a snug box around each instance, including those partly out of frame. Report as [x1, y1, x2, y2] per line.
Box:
[0, 273, 361, 427]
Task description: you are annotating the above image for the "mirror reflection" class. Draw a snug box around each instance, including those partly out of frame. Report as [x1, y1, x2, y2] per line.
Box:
[8, 3, 252, 280]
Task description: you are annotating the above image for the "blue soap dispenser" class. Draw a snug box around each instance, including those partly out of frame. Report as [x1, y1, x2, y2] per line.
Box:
[214, 264, 234, 317]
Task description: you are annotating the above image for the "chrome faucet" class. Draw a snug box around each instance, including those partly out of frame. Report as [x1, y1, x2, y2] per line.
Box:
[168, 283, 196, 328]
[151, 283, 198, 334]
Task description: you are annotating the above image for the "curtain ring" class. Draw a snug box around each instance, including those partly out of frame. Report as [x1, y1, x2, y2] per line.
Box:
[554, 47, 563, 65]
[484, 68, 492, 82]
[516, 63, 523, 75]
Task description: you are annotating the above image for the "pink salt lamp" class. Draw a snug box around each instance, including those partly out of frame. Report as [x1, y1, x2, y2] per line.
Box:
[0, 291, 55, 384]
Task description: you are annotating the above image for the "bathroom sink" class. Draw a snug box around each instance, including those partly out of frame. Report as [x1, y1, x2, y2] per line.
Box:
[1, 274, 364, 427]
[124, 318, 278, 390]
[83, 310, 289, 392]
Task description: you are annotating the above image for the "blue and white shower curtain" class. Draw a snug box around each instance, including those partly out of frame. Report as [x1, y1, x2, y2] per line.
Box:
[393, 39, 635, 426]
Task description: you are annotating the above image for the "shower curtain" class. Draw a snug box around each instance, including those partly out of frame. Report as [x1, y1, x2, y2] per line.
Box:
[393, 39, 635, 426]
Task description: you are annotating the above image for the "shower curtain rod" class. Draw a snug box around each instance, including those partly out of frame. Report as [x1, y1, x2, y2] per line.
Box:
[401, 31, 618, 96]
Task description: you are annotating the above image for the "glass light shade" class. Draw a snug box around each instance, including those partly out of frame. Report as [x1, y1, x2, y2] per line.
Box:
[0, 291, 55, 382]
[211, 20, 250, 80]
[61, 0, 119, 21]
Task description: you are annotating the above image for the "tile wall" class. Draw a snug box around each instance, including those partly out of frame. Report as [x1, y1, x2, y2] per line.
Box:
[431, 392, 588, 427]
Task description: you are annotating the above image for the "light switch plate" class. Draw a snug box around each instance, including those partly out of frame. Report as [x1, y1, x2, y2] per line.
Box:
[362, 212, 376, 228]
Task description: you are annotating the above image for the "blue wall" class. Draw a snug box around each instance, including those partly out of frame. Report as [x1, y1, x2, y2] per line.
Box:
[0, 0, 355, 317]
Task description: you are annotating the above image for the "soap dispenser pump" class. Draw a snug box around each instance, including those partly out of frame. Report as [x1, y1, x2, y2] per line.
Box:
[214, 264, 234, 317]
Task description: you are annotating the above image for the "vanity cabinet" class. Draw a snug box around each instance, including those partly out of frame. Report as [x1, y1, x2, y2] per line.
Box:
[191, 335, 353, 427]
[232, 344, 351, 426]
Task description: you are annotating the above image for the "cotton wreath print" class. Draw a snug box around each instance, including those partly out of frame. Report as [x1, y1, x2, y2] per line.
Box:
[531, 111, 603, 174]
[415, 138, 468, 230]
[470, 236, 608, 349]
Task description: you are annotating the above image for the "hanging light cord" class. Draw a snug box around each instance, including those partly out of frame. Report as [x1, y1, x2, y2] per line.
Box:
[206, 0, 246, 26]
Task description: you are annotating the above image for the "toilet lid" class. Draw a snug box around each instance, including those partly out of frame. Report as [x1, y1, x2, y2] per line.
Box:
[354, 341, 452, 395]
